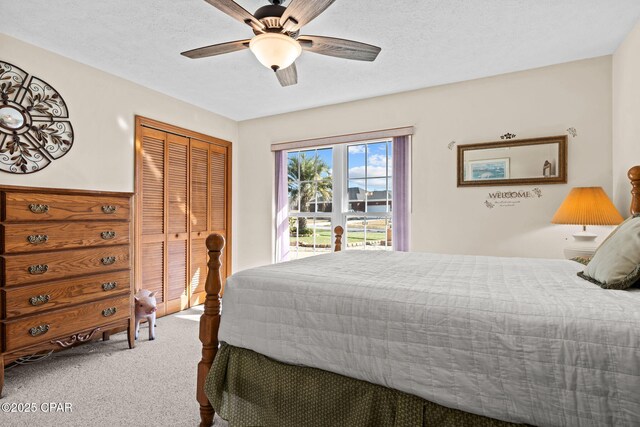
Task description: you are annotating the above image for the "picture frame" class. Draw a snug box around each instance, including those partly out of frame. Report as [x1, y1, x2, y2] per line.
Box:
[465, 158, 510, 181]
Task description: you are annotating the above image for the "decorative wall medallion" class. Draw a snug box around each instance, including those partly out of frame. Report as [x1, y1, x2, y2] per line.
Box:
[447, 141, 457, 150]
[0, 61, 73, 174]
[566, 127, 577, 138]
[500, 133, 517, 140]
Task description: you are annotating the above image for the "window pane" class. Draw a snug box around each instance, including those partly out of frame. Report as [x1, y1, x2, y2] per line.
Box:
[387, 177, 393, 212]
[289, 217, 299, 260]
[295, 217, 314, 259]
[317, 148, 333, 179]
[299, 182, 314, 212]
[314, 217, 332, 254]
[346, 217, 366, 249]
[348, 145, 366, 178]
[348, 179, 366, 212]
[345, 216, 392, 251]
[298, 150, 316, 181]
[288, 182, 299, 212]
[287, 151, 299, 183]
[365, 217, 388, 249]
[385, 218, 392, 249]
[367, 178, 387, 213]
[316, 178, 332, 212]
[387, 141, 393, 176]
[293, 217, 332, 259]
[367, 142, 388, 178]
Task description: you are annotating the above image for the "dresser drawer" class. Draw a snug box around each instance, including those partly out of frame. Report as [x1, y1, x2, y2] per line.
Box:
[1, 270, 130, 319]
[2, 245, 130, 287]
[3, 295, 130, 352]
[2, 222, 130, 254]
[2, 192, 130, 222]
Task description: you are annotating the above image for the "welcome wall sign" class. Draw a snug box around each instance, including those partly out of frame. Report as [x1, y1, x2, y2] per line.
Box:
[0, 60, 74, 174]
[484, 187, 543, 209]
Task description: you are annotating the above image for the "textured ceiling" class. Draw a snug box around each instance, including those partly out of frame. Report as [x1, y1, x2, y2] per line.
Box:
[2, 1, 640, 121]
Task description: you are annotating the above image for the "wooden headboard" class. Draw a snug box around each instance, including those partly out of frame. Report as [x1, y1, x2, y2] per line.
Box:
[630, 166, 640, 216]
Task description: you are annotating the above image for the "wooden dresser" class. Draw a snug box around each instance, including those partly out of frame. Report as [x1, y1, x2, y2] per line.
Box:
[0, 186, 135, 395]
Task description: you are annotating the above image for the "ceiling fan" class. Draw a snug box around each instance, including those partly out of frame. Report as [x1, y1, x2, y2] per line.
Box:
[181, 0, 381, 87]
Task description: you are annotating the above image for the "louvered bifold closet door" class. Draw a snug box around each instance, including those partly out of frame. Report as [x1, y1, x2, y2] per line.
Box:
[210, 144, 228, 295]
[189, 140, 210, 306]
[137, 117, 231, 316]
[166, 133, 190, 314]
[139, 127, 167, 316]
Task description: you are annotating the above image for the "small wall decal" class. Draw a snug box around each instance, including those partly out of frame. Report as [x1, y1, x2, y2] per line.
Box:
[566, 127, 577, 138]
[447, 141, 456, 150]
[483, 187, 544, 209]
[500, 133, 517, 140]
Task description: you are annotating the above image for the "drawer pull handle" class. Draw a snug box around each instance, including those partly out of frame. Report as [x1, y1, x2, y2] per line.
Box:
[102, 205, 117, 214]
[27, 234, 49, 245]
[101, 231, 116, 240]
[102, 307, 117, 317]
[29, 294, 51, 306]
[101, 256, 116, 265]
[29, 204, 49, 214]
[102, 282, 117, 291]
[29, 324, 50, 337]
[28, 264, 49, 275]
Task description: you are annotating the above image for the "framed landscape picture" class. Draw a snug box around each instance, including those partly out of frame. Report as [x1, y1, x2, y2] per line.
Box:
[466, 158, 510, 181]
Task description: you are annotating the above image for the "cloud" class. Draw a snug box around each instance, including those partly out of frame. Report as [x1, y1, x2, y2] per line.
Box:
[368, 154, 386, 167]
[348, 166, 389, 178]
[348, 145, 366, 154]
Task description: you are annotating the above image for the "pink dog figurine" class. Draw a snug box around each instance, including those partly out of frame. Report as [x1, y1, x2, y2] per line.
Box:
[134, 290, 157, 341]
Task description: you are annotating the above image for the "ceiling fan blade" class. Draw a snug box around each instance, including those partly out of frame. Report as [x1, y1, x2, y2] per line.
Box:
[276, 63, 298, 87]
[181, 39, 250, 59]
[280, 0, 336, 33]
[203, 0, 265, 32]
[298, 36, 381, 61]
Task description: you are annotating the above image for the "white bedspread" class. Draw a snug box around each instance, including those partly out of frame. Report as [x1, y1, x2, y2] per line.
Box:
[218, 251, 640, 426]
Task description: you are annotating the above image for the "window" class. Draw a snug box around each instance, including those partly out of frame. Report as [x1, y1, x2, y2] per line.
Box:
[345, 141, 393, 252]
[288, 148, 333, 259]
[287, 141, 393, 260]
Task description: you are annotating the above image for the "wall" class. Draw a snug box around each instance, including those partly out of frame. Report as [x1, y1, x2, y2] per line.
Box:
[236, 57, 614, 271]
[0, 34, 237, 193]
[613, 20, 640, 215]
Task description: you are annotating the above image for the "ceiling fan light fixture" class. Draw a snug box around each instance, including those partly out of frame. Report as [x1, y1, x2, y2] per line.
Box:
[249, 32, 301, 71]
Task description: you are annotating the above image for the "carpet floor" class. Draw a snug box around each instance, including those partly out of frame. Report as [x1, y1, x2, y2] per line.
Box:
[1, 306, 227, 427]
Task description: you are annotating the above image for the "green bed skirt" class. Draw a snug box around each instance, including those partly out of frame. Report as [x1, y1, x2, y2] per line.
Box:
[205, 343, 523, 427]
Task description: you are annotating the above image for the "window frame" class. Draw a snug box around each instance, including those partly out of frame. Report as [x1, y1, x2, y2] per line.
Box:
[285, 139, 393, 260]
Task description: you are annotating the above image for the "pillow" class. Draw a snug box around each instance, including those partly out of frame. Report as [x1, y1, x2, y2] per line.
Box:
[570, 256, 591, 266]
[578, 215, 640, 290]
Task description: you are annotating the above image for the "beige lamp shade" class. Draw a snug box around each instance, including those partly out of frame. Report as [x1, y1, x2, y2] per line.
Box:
[552, 187, 623, 226]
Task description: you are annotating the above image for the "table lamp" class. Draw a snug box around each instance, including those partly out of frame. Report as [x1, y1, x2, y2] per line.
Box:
[552, 187, 624, 258]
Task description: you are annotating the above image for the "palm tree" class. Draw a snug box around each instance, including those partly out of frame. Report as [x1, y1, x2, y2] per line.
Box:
[288, 152, 332, 234]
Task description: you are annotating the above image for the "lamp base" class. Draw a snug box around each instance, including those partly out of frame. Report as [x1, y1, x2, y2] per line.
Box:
[563, 231, 598, 259]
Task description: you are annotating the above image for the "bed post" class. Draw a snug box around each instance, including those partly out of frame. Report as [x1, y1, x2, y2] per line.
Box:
[629, 166, 640, 216]
[334, 225, 344, 252]
[197, 234, 224, 427]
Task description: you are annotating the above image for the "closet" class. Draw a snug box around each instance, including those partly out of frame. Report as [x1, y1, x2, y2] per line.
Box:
[135, 117, 231, 317]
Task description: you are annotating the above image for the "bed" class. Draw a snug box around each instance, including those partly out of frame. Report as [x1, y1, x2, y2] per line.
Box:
[196, 166, 640, 427]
